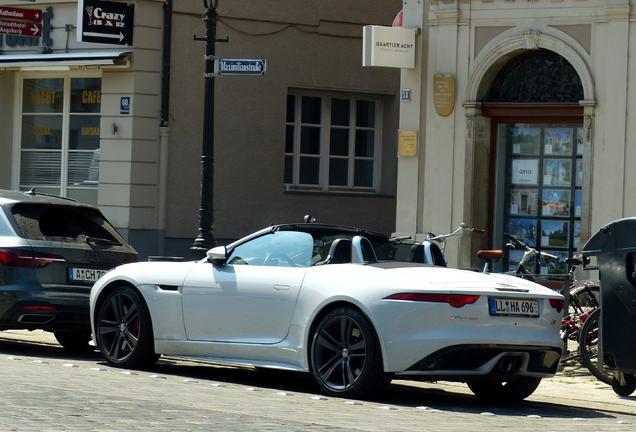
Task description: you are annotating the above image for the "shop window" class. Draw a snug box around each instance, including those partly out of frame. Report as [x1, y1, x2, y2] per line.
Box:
[284, 90, 381, 192]
[19, 77, 102, 206]
[495, 122, 584, 275]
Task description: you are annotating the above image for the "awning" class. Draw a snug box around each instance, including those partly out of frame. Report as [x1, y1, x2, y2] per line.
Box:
[0, 51, 131, 71]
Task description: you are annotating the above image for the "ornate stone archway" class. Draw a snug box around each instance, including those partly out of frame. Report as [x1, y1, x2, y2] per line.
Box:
[463, 30, 596, 250]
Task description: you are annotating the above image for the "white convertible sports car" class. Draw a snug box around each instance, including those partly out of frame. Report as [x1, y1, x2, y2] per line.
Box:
[89, 222, 564, 401]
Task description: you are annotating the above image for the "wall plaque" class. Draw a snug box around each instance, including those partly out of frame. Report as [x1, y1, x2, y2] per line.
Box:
[433, 74, 455, 117]
[398, 130, 418, 156]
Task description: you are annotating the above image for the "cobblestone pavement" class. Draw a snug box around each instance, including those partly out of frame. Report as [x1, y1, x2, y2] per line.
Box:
[1, 333, 636, 431]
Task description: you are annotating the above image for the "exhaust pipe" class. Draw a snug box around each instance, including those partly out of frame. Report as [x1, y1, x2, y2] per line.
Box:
[498, 357, 512, 373]
[496, 356, 524, 373]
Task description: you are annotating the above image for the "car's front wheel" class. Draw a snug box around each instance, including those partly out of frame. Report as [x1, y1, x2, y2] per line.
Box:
[310, 307, 391, 398]
[467, 377, 542, 402]
[96, 285, 159, 368]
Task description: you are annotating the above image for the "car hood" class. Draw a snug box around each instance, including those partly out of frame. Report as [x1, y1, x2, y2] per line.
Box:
[369, 261, 561, 296]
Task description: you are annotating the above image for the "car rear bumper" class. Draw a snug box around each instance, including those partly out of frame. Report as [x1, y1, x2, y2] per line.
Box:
[395, 344, 562, 381]
[0, 290, 90, 332]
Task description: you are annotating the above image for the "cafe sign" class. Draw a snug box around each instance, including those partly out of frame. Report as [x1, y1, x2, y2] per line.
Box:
[433, 74, 455, 117]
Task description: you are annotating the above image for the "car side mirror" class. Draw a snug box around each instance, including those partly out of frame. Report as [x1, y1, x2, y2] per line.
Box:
[206, 245, 228, 265]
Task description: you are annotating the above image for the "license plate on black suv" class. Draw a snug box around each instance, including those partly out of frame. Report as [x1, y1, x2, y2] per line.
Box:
[68, 267, 107, 283]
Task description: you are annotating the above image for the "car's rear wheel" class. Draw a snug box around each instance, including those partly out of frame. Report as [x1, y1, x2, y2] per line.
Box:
[53, 331, 94, 352]
[467, 377, 542, 402]
[96, 286, 159, 368]
[310, 307, 391, 398]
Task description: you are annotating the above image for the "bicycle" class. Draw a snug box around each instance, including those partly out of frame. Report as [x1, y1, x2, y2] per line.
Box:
[391, 223, 484, 266]
[478, 233, 609, 384]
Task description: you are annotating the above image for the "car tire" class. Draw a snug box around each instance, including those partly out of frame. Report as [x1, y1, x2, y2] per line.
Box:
[467, 377, 542, 402]
[310, 307, 391, 399]
[96, 285, 159, 368]
[53, 331, 95, 352]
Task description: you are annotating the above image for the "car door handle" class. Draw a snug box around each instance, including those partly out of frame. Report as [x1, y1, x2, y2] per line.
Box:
[274, 285, 290, 291]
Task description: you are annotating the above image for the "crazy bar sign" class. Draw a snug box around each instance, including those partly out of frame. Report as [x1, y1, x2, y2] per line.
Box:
[77, 0, 134, 46]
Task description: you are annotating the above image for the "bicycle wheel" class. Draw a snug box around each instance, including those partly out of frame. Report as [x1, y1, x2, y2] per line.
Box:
[578, 308, 613, 385]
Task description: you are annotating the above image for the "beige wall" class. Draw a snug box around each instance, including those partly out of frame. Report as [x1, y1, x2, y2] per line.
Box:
[396, 0, 627, 268]
[167, 0, 402, 242]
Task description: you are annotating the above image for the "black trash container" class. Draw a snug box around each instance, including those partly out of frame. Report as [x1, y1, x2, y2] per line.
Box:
[583, 217, 636, 395]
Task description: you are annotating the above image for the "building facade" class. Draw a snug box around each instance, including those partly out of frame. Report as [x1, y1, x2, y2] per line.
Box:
[396, 0, 625, 272]
[0, 0, 401, 259]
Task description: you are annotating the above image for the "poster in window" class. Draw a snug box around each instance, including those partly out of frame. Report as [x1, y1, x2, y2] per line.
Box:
[542, 190, 570, 217]
[541, 220, 570, 249]
[512, 159, 539, 185]
[512, 127, 540, 155]
[540, 250, 568, 275]
[574, 221, 581, 248]
[510, 189, 538, 216]
[507, 219, 538, 247]
[543, 159, 572, 186]
[508, 249, 525, 272]
[544, 128, 573, 155]
[575, 190, 582, 217]
[576, 158, 583, 187]
[576, 127, 584, 155]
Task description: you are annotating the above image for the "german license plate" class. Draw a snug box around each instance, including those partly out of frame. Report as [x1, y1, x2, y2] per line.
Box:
[489, 298, 539, 317]
[68, 268, 107, 283]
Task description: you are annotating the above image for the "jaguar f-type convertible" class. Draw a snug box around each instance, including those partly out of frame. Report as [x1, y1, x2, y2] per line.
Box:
[89, 223, 564, 401]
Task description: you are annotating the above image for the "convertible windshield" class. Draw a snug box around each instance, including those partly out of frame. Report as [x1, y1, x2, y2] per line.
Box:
[226, 226, 423, 267]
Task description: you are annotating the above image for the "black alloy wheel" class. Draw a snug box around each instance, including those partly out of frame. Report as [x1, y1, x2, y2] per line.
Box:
[96, 286, 159, 368]
[311, 307, 390, 398]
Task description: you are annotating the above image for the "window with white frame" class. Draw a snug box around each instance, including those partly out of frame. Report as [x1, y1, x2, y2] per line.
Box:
[284, 90, 381, 193]
[18, 75, 102, 206]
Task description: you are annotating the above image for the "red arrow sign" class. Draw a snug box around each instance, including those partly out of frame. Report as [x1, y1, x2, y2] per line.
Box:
[0, 7, 41, 22]
[0, 19, 42, 37]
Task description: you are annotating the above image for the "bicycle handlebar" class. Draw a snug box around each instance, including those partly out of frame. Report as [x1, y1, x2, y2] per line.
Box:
[427, 223, 484, 243]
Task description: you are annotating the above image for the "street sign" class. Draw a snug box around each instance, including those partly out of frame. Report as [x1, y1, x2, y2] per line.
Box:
[0, 19, 41, 37]
[120, 97, 130, 115]
[77, 0, 134, 46]
[215, 59, 266, 76]
[0, 6, 42, 22]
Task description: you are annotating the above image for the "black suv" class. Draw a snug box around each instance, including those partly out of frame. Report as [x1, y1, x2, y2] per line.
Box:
[0, 189, 139, 350]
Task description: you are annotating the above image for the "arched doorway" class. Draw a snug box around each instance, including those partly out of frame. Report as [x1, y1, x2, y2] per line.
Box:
[483, 49, 585, 274]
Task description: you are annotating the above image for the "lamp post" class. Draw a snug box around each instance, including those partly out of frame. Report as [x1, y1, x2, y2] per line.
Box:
[191, 0, 221, 258]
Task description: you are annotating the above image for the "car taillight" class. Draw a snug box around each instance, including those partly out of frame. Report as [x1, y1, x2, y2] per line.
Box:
[549, 298, 564, 313]
[21, 305, 56, 310]
[384, 293, 481, 308]
[0, 249, 66, 268]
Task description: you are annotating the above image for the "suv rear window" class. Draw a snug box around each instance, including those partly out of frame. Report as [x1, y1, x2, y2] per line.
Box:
[11, 204, 122, 244]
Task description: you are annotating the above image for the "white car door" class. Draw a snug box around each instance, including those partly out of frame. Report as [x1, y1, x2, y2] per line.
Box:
[182, 231, 312, 343]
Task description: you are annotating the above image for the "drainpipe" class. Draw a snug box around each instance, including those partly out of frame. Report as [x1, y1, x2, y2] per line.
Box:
[158, 0, 173, 255]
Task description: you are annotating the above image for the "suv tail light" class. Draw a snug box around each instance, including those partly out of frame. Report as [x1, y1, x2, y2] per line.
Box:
[0, 249, 66, 268]
[384, 293, 481, 308]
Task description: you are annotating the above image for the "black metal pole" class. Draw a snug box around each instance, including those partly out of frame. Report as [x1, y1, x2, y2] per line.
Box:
[191, 0, 219, 258]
